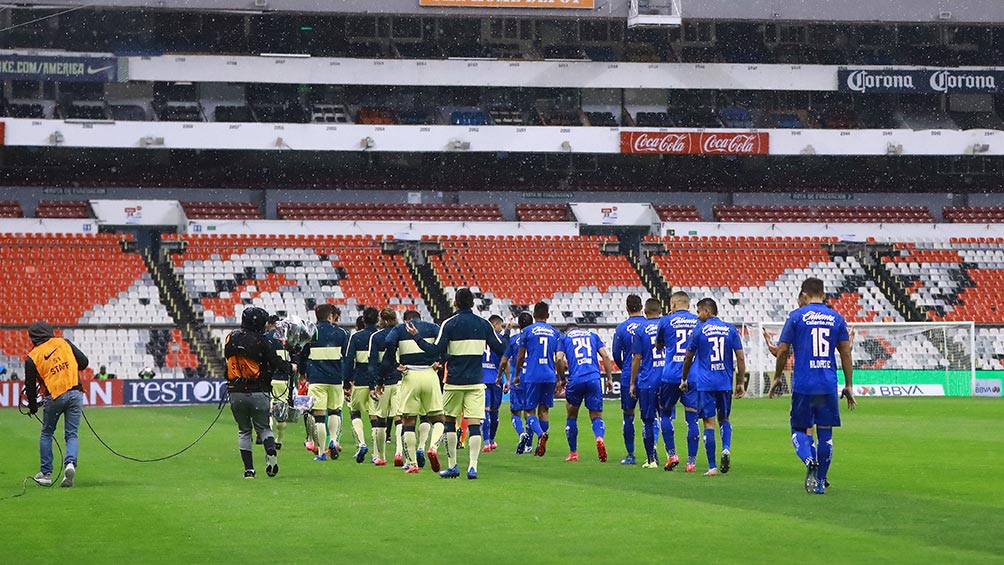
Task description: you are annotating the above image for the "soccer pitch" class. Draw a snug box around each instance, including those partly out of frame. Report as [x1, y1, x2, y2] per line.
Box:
[4, 399, 1004, 563]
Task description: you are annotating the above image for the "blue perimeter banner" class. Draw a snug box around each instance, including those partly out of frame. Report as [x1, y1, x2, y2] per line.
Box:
[124, 379, 228, 405]
[0, 54, 118, 82]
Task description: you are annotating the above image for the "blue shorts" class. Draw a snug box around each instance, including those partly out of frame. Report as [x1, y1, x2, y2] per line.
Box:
[658, 381, 697, 418]
[638, 388, 660, 421]
[697, 391, 733, 420]
[508, 384, 526, 413]
[790, 392, 841, 430]
[566, 380, 604, 412]
[484, 384, 504, 411]
[524, 382, 555, 410]
[620, 379, 638, 412]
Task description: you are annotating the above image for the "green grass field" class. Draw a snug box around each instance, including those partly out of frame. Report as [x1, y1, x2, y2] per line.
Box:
[4, 399, 1004, 563]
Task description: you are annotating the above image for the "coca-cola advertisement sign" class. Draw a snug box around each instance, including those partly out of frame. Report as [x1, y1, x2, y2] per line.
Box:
[620, 132, 768, 155]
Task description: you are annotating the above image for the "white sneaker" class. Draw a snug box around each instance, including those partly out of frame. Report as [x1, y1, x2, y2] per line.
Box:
[33, 472, 52, 486]
[61, 462, 75, 487]
[265, 452, 279, 477]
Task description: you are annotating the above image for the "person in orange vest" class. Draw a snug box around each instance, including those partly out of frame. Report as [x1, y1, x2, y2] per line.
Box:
[24, 321, 89, 488]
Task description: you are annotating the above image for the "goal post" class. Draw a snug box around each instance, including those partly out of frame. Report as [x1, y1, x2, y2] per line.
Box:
[743, 321, 976, 398]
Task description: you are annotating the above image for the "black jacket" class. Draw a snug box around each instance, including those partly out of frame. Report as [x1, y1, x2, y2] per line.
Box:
[224, 328, 293, 393]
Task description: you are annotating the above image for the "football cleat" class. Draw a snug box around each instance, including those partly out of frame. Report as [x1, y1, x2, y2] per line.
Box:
[405, 466, 420, 475]
[304, 440, 318, 455]
[244, 469, 256, 479]
[565, 452, 579, 462]
[467, 468, 478, 480]
[265, 453, 279, 477]
[328, 442, 341, 460]
[275, 443, 282, 451]
[664, 454, 680, 472]
[313, 453, 328, 462]
[813, 482, 826, 495]
[596, 438, 608, 463]
[704, 468, 719, 476]
[393, 454, 404, 467]
[416, 449, 426, 469]
[439, 465, 460, 479]
[482, 444, 494, 453]
[620, 454, 637, 465]
[490, 442, 498, 450]
[516, 433, 531, 455]
[685, 463, 697, 473]
[641, 460, 659, 469]
[373, 458, 387, 467]
[354, 444, 369, 464]
[720, 449, 731, 474]
[804, 460, 819, 494]
[61, 462, 76, 488]
[33, 472, 52, 487]
[534, 432, 549, 457]
[427, 450, 441, 472]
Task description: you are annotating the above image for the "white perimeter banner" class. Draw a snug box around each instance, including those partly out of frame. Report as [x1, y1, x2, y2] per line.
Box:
[90, 199, 185, 227]
[186, 220, 579, 239]
[570, 202, 659, 227]
[0, 218, 98, 234]
[660, 221, 1004, 242]
[975, 379, 1003, 397]
[853, 384, 945, 397]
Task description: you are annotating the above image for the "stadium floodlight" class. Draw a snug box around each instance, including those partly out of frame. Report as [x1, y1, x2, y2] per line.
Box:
[561, 141, 572, 152]
[448, 139, 470, 151]
[141, 136, 165, 147]
[970, 143, 990, 154]
[360, 136, 375, 149]
[48, 131, 64, 145]
[886, 142, 903, 155]
[800, 145, 816, 155]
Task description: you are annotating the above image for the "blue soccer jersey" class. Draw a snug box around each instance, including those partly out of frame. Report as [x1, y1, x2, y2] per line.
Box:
[558, 328, 605, 385]
[658, 310, 700, 384]
[520, 322, 559, 384]
[613, 315, 646, 377]
[483, 332, 504, 384]
[687, 317, 743, 392]
[630, 318, 665, 390]
[778, 303, 850, 395]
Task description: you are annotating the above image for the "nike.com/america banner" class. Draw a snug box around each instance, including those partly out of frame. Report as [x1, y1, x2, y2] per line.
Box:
[0, 54, 118, 82]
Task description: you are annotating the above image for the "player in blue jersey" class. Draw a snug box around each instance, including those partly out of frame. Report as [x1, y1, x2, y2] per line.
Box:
[655, 291, 701, 472]
[770, 277, 856, 495]
[514, 302, 560, 457]
[481, 315, 506, 452]
[556, 324, 614, 462]
[497, 312, 534, 455]
[629, 298, 666, 469]
[682, 298, 746, 476]
[612, 294, 646, 464]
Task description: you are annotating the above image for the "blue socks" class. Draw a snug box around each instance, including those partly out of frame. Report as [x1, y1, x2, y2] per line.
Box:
[792, 429, 815, 466]
[527, 415, 544, 437]
[685, 411, 700, 462]
[591, 417, 605, 439]
[541, 420, 550, 434]
[642, 419, 657, 462]
[817, 428, 833, 482]
[721, 420, 732, 452]
[481, 416, 490, 440]
[660, 414, 676, 456]
[511, 413, 525, 435]
[703, 428, 717, 469]
[489, 411, 499, 442]
[623, 414, 635, 456]
[565, 418, 578, 452]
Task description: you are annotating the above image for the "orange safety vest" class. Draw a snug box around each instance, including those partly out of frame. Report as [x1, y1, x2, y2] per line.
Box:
[26, 337, 79, 400]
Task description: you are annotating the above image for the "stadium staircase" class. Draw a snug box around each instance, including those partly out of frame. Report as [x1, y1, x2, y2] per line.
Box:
[865, 247, 941, 323]
[402, 240, 452, 321]
[144, 242, 226, 378]
[629, 238, 674, 308]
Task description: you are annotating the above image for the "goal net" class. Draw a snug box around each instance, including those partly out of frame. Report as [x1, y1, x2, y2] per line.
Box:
[744, 321, 976, 398]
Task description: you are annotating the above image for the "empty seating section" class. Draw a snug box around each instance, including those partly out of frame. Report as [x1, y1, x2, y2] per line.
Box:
[450, 111, 489, 126]
[714, 205, 934, 223]
[172, 234, 430, 328]
[976, 328, 1004, 371]
[0, 233, 185, 380]
[883, 238, 1004, 324]
[35, 200, 92, 219]
[428, 236, 646, 325]
[0, 200, 23, 218]
[182, 201, 263, 220]
[357, 108, 397, 125]
[515, 204, 571, 222]
[586, 112, 618, 126]
[654, 205, 702, 222]
[489, 109, 526, 125]
[310, 104, 351, 123]
[646, 236, 903, 324]
[277, 203, 503, 221]
[944, 207, 1004, 224]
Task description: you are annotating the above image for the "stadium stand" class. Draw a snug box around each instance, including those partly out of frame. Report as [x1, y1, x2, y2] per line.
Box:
[0, 201, 23, 218]
[34, 200, 93, 219]
[714, 205, 935, 223]
[181, 202, 263, 220]
[645, 236, 904, 324]
[169, 234, 432, 330]
[0, 233, 189, 380]
[277, 203, 503, 221]
[654, 205, 702, 222]
[943, 207, 1004, 224]
[515, 204, 572, 222]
